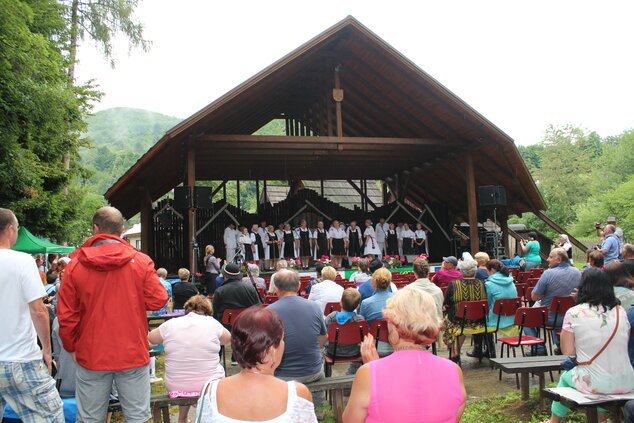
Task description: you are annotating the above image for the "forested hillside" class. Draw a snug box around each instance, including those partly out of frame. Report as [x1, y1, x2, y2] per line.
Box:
[81, 108, 181, 194]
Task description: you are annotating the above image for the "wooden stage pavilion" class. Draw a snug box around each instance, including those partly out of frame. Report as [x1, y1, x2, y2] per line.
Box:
[105, 17, 583, 273]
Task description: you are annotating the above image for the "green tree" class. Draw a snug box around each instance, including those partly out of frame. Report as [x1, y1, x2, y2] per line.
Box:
[0, 0, 99, 242]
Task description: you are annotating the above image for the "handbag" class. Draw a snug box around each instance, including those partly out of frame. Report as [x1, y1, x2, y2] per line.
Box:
[561, 305, 620, 369]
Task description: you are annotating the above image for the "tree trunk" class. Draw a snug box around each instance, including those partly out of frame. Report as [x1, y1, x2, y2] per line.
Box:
[68, 0, 79, 79]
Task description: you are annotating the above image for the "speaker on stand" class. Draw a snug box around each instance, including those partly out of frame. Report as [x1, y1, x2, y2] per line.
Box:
[477, 186, 507, 259]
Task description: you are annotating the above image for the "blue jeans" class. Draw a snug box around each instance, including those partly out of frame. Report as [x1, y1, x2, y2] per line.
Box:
[524, 261, 541, 271]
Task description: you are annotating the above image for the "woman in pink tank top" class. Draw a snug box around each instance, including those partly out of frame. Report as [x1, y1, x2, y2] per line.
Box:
[343, 287, 466, 422]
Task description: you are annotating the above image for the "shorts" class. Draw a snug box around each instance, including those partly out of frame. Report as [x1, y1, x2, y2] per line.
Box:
[0, 360, 64, 422]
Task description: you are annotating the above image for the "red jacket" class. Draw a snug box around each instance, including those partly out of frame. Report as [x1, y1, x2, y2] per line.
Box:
[57, 234, 168, 371]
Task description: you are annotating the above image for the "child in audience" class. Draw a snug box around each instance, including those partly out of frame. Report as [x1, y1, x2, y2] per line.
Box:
[324, 288, 365, 374]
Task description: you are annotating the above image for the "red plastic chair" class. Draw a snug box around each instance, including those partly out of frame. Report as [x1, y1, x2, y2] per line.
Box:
[524, 287, 534, 306]
[514, 283, 527, 302]
[527, 277, 540, 288]
[220, 307, 247, 368]
[509, 268, 520, 281]
[256, 287, 266, 302]
[545, 296, 576, 354]
[369, 319, 390, 349]
[491, 298, 522, 339]
[264, 295, 279, 304]
[298, 279, 311, 294]
[324, 322, 368, 376]
[517, 272, 531, 284]
[529, 268, 544, 278]
[454, 300, 489, 362]
[497, 306, 548, 360]
[323, 301, 342, 316]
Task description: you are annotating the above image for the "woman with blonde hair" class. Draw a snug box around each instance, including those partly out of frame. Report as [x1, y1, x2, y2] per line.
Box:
[343, 289, 466, 422]
[359, 267, 394, 356]
[203, 245, 222, 296]
[149, 295, 231, 423]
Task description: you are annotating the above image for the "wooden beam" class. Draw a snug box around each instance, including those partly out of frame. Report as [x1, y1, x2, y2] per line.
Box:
[210, 181, 226, 200]
[195, 134, 459, 147]
[346, 179, 377, 210]
[186, 141, 196, 274]
[236, 180, 240, 210]
[465, 152, 479, 253]
[334, 65, 343, 138]
[255, 179, 260, 213]
[534, 211, 587, 252]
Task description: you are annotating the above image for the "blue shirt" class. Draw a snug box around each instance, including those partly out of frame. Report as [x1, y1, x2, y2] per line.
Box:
[359, 289, 393, 323]
[533, 262, 581, 322]
[269, 296, 326, 378]
[152, 278, 172, 316]
[358, 280, 375, 303]
[601, 234, 621, 263]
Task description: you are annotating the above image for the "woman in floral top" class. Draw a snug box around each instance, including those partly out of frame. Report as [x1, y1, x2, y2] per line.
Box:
[545, 268, 634, 423]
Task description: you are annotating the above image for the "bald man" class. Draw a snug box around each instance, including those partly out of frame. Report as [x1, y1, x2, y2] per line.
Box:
[58, 206, 168, 422]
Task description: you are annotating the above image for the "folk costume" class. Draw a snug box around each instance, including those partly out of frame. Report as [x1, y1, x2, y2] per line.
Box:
[414, 229, 428, 255]
[313, 228, 330, 259]
[386, 230, 399, 256]
[363, 226, 381, 256]
[347, 226, 363, 258]
[282, 230, 295, 259]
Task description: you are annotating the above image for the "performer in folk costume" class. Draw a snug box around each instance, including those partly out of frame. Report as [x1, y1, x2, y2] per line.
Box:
[375, 217, 388, 257]
[346, 220, 363, 262]
[363, 219, 382, 258]
[250, 224, 265, 264]
[281, 223, 295, 259]
[414, 222, 428, 256]
[265, 224, 280, 271]
[399, 223, 415, 260]
[238, 226, 255, 262]
[312, 220, 330, 260]
[295, 219, 312, 269]
[385, 222, 399, 256]
[396, 222, 404, 257]
[275, 223, 285, 246]
[329, 220, 346, 268]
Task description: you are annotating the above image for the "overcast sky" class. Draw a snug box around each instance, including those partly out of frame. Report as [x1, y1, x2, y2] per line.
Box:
[75, 0, 634, 146]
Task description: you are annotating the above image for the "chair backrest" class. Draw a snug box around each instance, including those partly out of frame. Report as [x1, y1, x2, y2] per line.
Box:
[221, 307, 247, 326]
[264, 295, 279, 304]
[513, 306, 547, 329]
[298, 279, 311, 294]
[549, 296, 576, 316]
[525, 286, 534, 302]
[256, 287, 265, 302]
[515, 283, 527, 299]
[328, 321, 368, 347]
[394, 281, 410, 289]
[527, 277, 540, 288]
[518, 272, 531, 283]
[509, 268, 520, 281]
[324, 301, 342, 316]
[456, 300, 489, 321]
[493, 298, 522, 317]
[529, 268, 544, 277]
[369, 319, 390, 343]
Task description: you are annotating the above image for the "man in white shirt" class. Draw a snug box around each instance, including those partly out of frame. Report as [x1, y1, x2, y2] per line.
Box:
[375, 218, 388, 258]
[308, 266, 344, 314]
[0, 208, 64, 421]
[223, 223, 238, 263]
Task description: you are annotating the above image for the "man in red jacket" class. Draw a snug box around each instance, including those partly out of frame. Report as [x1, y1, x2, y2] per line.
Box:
[57, 206, 168, 422]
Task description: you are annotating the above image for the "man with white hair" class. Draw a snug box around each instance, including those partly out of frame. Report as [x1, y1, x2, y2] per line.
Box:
[223, 222, 238, 262]
[598, 224, 621, 264]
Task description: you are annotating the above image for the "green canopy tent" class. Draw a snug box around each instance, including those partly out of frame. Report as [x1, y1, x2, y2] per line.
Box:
[12, 227, 75, 254]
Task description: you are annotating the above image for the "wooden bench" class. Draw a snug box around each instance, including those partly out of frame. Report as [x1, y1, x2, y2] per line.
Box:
[490, 355, 562, 404]
[543, 387, 634, 423]
[107, 375, 354, 422]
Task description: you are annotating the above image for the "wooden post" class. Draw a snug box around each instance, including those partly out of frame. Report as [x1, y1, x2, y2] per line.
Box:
[320, 180, 324, 197]
[255, 180, 260, 213]
[223, 182, 227, 201]
[382, 181, 388, 205]
[236, 180, 240, 210]
[465, 153, 479, 253]
[186, 141, 196, 274]
[500, 209, 509, 253]
[334, 65, 343, 138]
[139, 185, 153, 257]
[262, 180, 267, 206]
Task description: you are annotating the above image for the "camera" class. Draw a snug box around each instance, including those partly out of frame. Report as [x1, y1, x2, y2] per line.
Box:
[594, 222, 601, 229]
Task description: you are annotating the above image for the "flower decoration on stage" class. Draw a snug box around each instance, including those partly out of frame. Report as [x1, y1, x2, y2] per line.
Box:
[418, 253, 429, 261]
[287, 258, 300, 270]
[382, 255, 403, 269]
[316, 255, 332, 266]
[350, 256, 361, 269]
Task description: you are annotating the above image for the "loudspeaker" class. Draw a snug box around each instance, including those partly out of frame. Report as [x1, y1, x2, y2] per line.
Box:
[478, 185, 507, 207]
[158, 212, 174, 227]
[174, 186, 192, 210]
[195, 186, 213, 209]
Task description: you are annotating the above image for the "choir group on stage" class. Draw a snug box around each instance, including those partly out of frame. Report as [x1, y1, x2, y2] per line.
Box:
[223, 218, 429, 270]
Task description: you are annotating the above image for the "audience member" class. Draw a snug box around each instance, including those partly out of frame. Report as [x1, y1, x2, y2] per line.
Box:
[149, 295, 230, 423]
[442, 259, 487, 363]
[212, 263, 260, 322]
[305, 263, 324, 295]
[544, 268, 634, 423]
[0, 208, 64, 421]
[474, 252, 490, 281]
[622, 243, 634, 277]
[598, 224, 621, 264]
[358, 259, 390, 302]
[268, 270, 327, 405]
[151, 268, 173, 316]
[585, 249, 604, 270]
[58, 206, 167, 422]
[404, 257, 443, 321]
[556, 234, 573, 262]
[520, 232, 542, 270]
[324, 288, 365, 374]
[348, 258, 371, 286]
[603, 260, 634, 310]
[629, 307, 634, 369]
[172, 268, 199, 310]
[528, 248, 581, 354]
[241, 262, 266, 290]
[359, 267, 394, 356]
[431, 256, 462, 288]
[343, 289, 466, 423]
[203, 245, 221, 296]
[308, 266, 344, 314]
[196, 306, 317, 422]
[267, 259, 288, 294]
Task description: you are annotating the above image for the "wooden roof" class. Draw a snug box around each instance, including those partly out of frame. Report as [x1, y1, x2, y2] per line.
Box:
[262, 181, 382, 210]
[105, 16, 545, 219]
